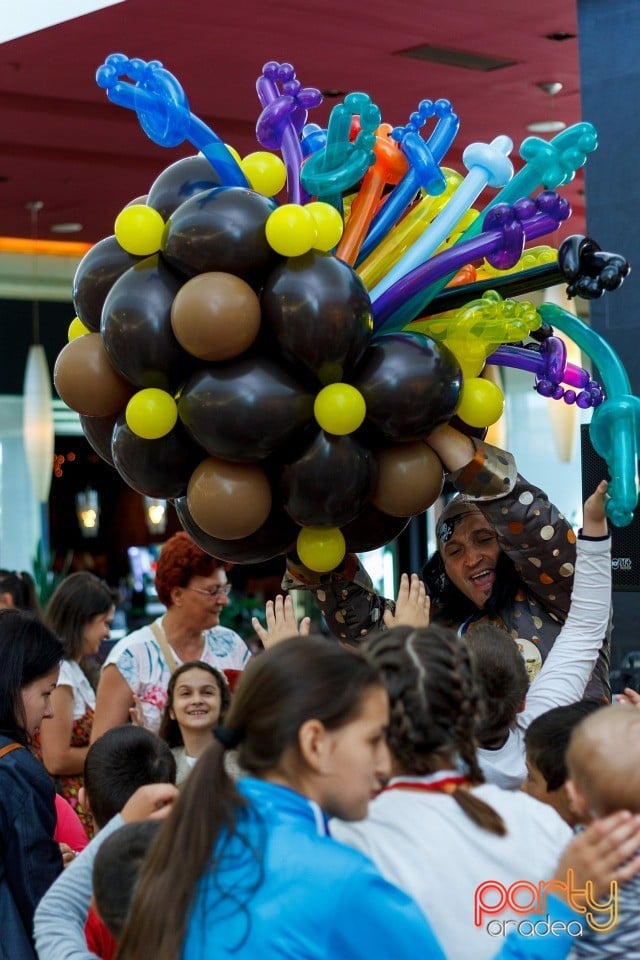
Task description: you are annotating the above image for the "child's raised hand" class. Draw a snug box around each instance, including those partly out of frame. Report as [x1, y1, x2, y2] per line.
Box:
[384, 573, 431, 630]
[252, 595, 311, 649]
[121, 783, 180, 823]
[129, 694, 147, 729]
[583, 480, 609, 537]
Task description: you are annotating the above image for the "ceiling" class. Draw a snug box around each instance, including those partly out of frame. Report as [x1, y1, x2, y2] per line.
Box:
[1, 0, 586, 246]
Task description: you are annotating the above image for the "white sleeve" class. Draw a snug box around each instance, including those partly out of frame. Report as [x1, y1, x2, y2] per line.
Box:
[519, 536, 611, 730]
[34, 814, 124, 960]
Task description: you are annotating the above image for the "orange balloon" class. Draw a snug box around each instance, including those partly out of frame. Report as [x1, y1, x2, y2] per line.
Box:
[372, 441, 443, 517]
[54, 333, 134, 417]
[171, 272, 261, 361]
[187, 457, 272, 540]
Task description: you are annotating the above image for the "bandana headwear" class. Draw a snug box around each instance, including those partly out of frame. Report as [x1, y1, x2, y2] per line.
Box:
[436, 496, 483, 545]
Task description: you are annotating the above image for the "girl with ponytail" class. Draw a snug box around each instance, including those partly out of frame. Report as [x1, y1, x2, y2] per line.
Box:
[116, 634, 446, 960]
[332, 625, 573, 960]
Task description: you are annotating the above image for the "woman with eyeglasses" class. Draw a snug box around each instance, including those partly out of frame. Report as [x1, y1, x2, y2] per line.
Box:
[92, 533, 250, 740]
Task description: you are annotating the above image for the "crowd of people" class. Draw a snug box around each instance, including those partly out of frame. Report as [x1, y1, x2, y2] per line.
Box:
[1, 424, 639, 960]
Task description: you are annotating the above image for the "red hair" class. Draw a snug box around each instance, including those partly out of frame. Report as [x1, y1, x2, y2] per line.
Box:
[154, 533, 230, 607]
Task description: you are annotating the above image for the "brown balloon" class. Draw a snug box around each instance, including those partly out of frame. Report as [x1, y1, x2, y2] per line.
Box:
[54, 333, 134, 417]
[171, 272, 261, 361]
[372, 441, 444, 517]
[187, 457, 272, 540]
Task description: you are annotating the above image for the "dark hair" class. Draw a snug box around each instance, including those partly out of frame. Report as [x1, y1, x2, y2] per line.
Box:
[45, 572, 114, 662]
[154, 532, 229, 607]
[364, 625, 506, 837]
[0, 569, 41, 617]
[0, 609, 63, 745]
[84, 726, 177, 829]
[117, 635, 383, 960]
[525, 701, 604, 791]
[464, 623, 529, 744]
[158, 661, 231, 748]
[93, 821, 161, 938]
[422, 550, 522, 627]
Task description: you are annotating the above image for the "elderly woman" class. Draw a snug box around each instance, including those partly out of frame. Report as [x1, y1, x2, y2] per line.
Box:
[91, 533, 249, 740]
[284, 423, 610, 701]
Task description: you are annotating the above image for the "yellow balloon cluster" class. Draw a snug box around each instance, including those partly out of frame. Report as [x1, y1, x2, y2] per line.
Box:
[296, 526, 346, 573]
[125, 388, 178, 440]
[114, 205, 165, 256]
[314, 383, 366, 435]
[409, 291, 540, 380]
[265, 202, 344, 257]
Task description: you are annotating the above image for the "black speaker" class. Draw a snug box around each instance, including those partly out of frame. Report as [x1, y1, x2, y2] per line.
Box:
[581, 425, 640, 590]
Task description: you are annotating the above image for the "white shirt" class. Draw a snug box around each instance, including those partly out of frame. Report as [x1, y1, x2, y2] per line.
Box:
[479, 535, 612, 790]
[332, 774, 571, 960]
[57, 660, 96, 721]
[103, 617, 250, 733]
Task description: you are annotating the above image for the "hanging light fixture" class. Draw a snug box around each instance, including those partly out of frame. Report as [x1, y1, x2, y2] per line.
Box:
[76, 488, 100, 537]
[144, 497, 167, 535]
[22, 201, 55, 504]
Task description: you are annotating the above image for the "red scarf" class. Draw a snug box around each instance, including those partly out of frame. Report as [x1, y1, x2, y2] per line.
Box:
[382, 772, 469, 796]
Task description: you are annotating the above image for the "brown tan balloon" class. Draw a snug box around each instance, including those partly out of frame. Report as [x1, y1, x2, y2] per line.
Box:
[372, 441, 444, 517]
[187, 456, 272, 540]
[54, 332, 134, 417]
[171, 271, 261, 362]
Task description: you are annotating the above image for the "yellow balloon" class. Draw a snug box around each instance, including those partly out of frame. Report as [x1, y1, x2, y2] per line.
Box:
[265, 205, 317, 257]
[68, 317, 90, 341]
[240, 151, 287, 197]
[224, 144, 242, 165]
[455, 378, 504, 428]
[314, 384, 366, 435]
[114, 205, 165, 256]
[297, 526, 346, 573]
[305, 201, 344, 251]
[125, 388, 178, 440]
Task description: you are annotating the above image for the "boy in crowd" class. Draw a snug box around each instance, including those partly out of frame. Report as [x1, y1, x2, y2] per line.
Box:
[523, 701, 604, 825]
[34, 727, 178, 960]
[565, 705, 640, 958]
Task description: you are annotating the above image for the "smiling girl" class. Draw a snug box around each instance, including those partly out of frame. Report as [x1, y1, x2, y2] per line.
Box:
[158, 661, 230, 784]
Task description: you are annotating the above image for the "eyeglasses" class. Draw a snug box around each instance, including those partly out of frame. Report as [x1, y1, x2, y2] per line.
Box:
[186, 584, 232, 599]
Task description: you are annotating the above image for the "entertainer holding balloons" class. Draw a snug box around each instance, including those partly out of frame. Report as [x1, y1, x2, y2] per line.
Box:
[284, 420, 610, 702]
[52, 54, 639, 715]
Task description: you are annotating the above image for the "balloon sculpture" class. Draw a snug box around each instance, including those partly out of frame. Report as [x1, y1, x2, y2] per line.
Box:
[54, 54, 637, 574]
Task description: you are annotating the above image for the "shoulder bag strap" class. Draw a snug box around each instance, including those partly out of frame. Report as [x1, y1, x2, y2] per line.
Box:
[149, 620, 179, 676]
[0, 742, 22, 760]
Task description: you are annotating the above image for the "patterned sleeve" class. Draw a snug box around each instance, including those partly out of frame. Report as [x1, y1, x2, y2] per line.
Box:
[451, 440, 577, 621]
[103, 638, 141, 694]
[282, 552, 393, 644]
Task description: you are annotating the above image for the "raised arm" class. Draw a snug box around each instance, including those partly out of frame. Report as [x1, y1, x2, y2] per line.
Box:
[520, 481, 611, 722]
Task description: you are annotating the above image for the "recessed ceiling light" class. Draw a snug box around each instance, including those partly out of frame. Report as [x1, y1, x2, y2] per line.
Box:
[51, 222, 84, 233]
[526, 120, 567, 133]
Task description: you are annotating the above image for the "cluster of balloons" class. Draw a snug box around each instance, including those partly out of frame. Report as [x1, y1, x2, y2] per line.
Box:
[54, 55, 637, 574]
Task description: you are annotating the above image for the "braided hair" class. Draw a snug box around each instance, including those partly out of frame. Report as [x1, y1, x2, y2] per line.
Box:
[364, 625, 505, 835]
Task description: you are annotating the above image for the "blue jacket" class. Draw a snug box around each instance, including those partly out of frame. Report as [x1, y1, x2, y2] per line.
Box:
[183, 778, 579, 960]
[0, 736, 63, 960]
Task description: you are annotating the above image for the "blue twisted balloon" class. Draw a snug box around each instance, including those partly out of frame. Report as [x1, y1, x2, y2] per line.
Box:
[356, 99, 460, 262]
[96, 54, 248, 187]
